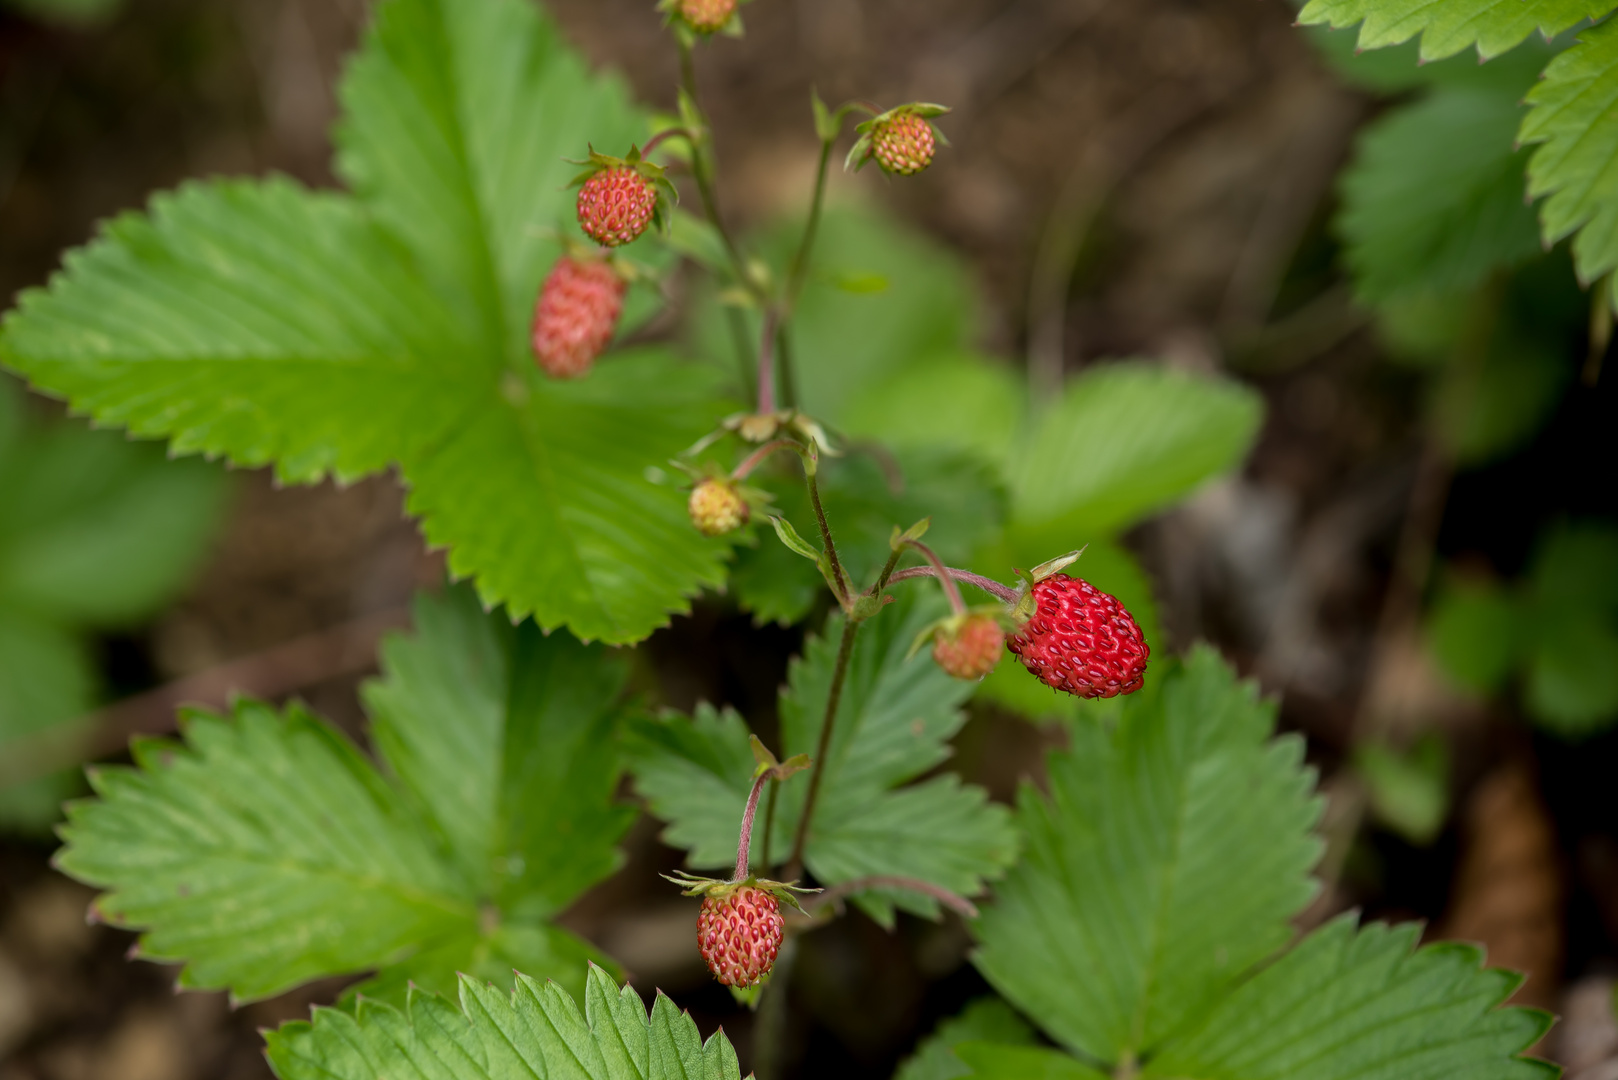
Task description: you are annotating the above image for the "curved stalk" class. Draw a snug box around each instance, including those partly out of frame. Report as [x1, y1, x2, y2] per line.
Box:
[903, 539, 966, 616]
[888, 565, 1019, 604]
[804, 875, 980, 919]
[784, 616, 857, 881]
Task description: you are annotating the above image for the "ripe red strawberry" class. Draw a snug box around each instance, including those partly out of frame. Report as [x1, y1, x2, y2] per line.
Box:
[872, 112, 937, 175]
[675, 0, 735, 34]
[933, 614, 1004, 680]
[531, 255, 625, 378]
[698, 885, 784, 987]
[577, 166, 659, 247]
[1007, 573, 1148, 698]
[688, 478, 749, 536]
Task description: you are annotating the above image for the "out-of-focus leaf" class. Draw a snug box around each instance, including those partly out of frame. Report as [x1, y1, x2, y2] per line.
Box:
[1524, 612, 1618, 735]
[1356, 734, 1451, 845]
[1339, 89, 1541, 303]
[1528, 519, 1618, 614]
[895, 998, 1038, 1080]
[1009, 363, 1263, 538]
[1305, 24, 1566, 94]
[1434, 326, 1572, 466]
[840, 352, 1027, 472]
[0, 611, 94, 830]
[1427, 575, 1520, 695]
[0, 0, 121, 26]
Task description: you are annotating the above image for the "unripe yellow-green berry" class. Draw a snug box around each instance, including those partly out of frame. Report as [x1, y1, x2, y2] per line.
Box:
[689, 478, 749, 537]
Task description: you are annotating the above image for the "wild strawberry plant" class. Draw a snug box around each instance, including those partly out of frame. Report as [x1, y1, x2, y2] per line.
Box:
[0, 0, 1568, 1076]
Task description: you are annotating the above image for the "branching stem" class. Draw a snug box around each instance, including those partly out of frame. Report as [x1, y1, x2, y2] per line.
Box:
[804, 875, 980, 919]
[730, 437, 801, 481]
[804, 466, 848, 606]
[888, 565, 1019, 604]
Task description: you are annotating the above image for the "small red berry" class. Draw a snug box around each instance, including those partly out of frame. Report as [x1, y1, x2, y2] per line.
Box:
[577, 166, 658, 247]
[676, 0, 735, 34]
[531, 255, 626, 378]
[933, 615, 1004, 680]
[688, 478, 749, 537]
[1007, 574, 1149, 698]
[872, 112, 937, 176]
[698, 885, 784, 987]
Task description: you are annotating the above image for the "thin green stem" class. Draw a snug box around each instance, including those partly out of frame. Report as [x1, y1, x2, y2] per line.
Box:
[677, 39, 753, 290]
[783, 137, 835, 312]
[804, 465, 847, 605]
[785, 616, 858, 881]
[872, 547, 904, 596]
[775, 324, 800, 411]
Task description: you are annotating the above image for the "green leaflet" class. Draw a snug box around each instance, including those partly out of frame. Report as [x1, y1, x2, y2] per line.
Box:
[627, 592, 1019, 926]
[895, 998, 1038, 1080]
[1524, 17, 1618, 306]
[0, 0, 731, 646]
[965, 648, 1553, 1080]
[266, 965, 743, 1080]
[54, 586, 636, 1005]
[1297, 0, 1610, 60]
[1339, 88, 1542, 302]
[972, 648, 1323, 1062]
[0, 374, 226, 830]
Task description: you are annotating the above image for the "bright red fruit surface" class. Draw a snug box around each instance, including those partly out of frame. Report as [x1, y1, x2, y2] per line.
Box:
[698, 886, 784, 987]
[1007, 573, 1149, 698]
[576, 166, 658, 247]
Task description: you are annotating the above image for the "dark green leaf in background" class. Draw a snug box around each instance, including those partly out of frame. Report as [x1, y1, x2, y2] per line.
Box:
[1339, 89, 1541, 303]
[54, 586, 636, 1005]
[895, 998, 1037, 1080]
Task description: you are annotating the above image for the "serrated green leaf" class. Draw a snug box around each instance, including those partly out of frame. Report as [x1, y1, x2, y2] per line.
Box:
[1009, 363, 1263, 538]
[895, 998, 1037, 1080]
[364, 585, 637, 921]
[1524, 17, 1618, 304]
[1297, 0, 1608, 60]
[0, 0, 731, 646]
[1305, 24, 1567, 94]
[1339, 89, 1541, 302]
[1141, 915, 1555, 1080]
[266, 966, 742, 1080]
[731, 447, 1007, 626]
[971, 648, 1323, 1063]
[54, 586, 635, 1005]
[628, 592, 1018, 925]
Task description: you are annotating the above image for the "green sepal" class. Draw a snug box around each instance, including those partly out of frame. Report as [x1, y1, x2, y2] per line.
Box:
[749, 735, 810, 782]
[662, 869, 820, 913]
[769, 514, 824, 564]
[892, 517, 932, 551]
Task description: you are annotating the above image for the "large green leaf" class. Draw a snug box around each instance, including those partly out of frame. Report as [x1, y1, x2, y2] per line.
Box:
[1297, 0, 1609, 60]
[627, 592, 1018, 926]
[1523, 17, 1618, 306]
[1141, 916, 1553, 1080]
[54, 586, 636, 1005]
[1339, 89, 1541, 302]
[1008, 363, 1263, 538]
[971, 648, 1322, 1063]
[0, 0, 730, 645]
[965, 649, 1552, 1080]
[266, 965, 743, 1080]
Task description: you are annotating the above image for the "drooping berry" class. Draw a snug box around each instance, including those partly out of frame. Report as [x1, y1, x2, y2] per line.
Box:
[1007, 574, 1149, 698]
[689, 478, 749, 537]
[531, 255, 626, 378]
[872, 112, 937, 176]
[577, 166, 659, 247]
[697, 885, 784, 987]
[675, 0, 736, 34]
[933, 615, 1004, 680]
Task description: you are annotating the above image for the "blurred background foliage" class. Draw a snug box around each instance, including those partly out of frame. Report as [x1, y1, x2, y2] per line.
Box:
[0, 0, 1615, 1077]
